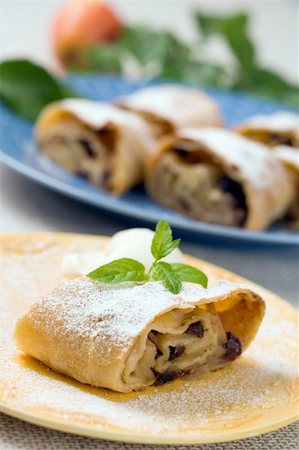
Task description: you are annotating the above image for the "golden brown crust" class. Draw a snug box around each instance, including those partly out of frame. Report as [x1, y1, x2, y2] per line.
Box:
[14, 244, 265, 392]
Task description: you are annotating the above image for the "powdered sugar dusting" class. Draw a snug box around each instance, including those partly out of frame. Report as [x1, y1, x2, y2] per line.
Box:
[180, 128, 287, 190]
[25, 278, 252, 364]
[118, 85, 222, 128]
[59, 99, 152, 135]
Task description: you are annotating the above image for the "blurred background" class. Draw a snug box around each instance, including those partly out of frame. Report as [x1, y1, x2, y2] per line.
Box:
[0, 0, 298, 98]
[0, 0, 298, 86]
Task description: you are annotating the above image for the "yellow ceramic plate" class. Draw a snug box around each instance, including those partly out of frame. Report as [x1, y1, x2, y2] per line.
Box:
[0, 233, 298, 445]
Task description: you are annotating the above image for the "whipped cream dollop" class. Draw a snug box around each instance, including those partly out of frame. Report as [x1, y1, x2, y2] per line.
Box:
[62, 228, 185, 278]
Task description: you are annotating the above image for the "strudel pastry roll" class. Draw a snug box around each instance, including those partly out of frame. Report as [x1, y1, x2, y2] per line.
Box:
[36, 99, 154, 195]
[14, 279, 265, 393]
[235, 112, 299, 148]
[117, 85, 222, 138]
[146, 129, 295, 230]
[274, 146, 299, 228]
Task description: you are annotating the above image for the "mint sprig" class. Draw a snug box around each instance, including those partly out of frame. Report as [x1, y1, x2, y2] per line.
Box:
[88, 258, 148, 283]
[151, 219, 181, 260]
[87, 219, 208, 294]
[152, 261, 182, 295]
[171, 263, 208, 288]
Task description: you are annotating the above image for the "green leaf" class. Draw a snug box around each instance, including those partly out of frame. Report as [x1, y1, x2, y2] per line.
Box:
[234, 67, 299, 106]
[123, 26, 171, 65]
[250, 68, 299, 101]
[194, 11, 299, 105]
[171, 263, 208, 288]
[87, 258, 148, 283]
[152, 262, 182, 294]
[181, 60, 229, 87]
[195, 12, 256, 74]
[82, 43, 124, 73]
[151, 219, 181, 260]
[81, 26, 191, 80]
[0, 59, 79, 121]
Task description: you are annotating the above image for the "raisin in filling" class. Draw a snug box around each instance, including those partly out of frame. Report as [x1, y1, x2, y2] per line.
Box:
[173, 147, 189, 159]
[150, 322, 242, 385]
[78, 138, 97, 158]
[168, 147, 248, 227]
[152, 369, 178, 384]
[268, 133, 294, 147]
[218, 177, 247, 226]
[153, 368, 190, 385]
[186, 321, 204, 338]
[153, 322, 205, 383]
[223, 332, 242, 361]
[168, 345, 185, 361]
[155, 348, 163, 359]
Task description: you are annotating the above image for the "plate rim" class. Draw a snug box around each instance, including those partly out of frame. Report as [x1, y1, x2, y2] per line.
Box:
[1, 402, 298, 445]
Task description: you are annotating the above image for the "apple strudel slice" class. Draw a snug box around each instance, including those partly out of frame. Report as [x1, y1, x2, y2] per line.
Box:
[14, 279, 265, 393]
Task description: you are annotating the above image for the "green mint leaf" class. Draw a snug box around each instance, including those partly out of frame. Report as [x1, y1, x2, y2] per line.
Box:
[151, 219, 181, 260]
[171, 263, 208, 288]
[87, 258, 148, 283]
[152, 261, 182, 294]
[0, 59, 80, 121]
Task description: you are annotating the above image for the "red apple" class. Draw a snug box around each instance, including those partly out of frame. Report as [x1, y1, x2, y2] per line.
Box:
[52, 0, 122, 66]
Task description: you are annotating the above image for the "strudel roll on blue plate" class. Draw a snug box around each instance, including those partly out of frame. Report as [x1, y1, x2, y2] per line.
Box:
[117, 85, 223, 137]
[36, 99, 154, 195]
[146, 128, 296, 230]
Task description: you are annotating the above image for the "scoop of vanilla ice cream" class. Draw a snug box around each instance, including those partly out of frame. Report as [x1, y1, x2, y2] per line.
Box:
[104, 228, 184, 272]
[61, 228, 184, 278]
[61, 252, 106, 279]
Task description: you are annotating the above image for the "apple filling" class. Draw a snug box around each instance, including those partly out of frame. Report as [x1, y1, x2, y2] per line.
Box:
[39, 118, 116, 191]
[148, 148, 247, 227]
[123, 307, 242, 390]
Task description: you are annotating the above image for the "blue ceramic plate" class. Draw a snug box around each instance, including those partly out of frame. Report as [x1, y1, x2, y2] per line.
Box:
[0, 74, 298, 245]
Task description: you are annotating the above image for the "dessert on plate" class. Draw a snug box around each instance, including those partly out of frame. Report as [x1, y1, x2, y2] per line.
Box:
[14, 221, 265, 393]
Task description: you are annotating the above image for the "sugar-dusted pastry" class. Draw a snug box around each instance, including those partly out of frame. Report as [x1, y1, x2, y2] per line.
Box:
[146, 128, 295, 230]
[117, 85, 222, 137]
[14, 279, 264, 393]
[274, 146, 299, 228]
[36, 99, 154, 195]
[235, 112, 299, 147]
